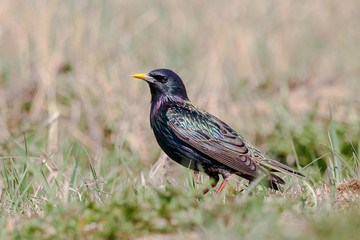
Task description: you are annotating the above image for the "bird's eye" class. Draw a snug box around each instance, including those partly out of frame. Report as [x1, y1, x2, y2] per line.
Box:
[160, 76, 168, 83]
[154, 75, 168, 83]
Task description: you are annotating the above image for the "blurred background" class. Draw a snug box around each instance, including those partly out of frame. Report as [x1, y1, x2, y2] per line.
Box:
[0, 0, 359, 179]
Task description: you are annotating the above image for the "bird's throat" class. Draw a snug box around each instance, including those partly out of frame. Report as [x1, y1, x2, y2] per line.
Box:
[150, 94, 187, 118]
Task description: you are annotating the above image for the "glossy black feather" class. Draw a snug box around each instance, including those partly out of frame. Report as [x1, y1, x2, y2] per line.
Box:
[135, 69, 304, 192]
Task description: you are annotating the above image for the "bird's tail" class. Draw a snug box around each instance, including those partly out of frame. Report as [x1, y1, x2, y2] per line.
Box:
[237, 170, 286, 190]
[258, 158, 304, 190]
[259, 158, 305, 177]
[237, 156, 304, 190]
[266, 171, 285, 190]
[245, 141, 304, 177]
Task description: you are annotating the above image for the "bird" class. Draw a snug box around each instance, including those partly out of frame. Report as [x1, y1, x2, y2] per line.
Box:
[132, 69, 304, 195]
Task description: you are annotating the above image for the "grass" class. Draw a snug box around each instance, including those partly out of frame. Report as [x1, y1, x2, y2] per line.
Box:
[1, 0, 360, 239]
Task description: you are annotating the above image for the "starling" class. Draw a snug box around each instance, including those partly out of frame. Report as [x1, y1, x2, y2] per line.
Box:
[132, 69, 304, 195]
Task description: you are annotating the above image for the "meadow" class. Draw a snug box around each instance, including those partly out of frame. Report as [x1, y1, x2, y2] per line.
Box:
[0, 0, 360, 239]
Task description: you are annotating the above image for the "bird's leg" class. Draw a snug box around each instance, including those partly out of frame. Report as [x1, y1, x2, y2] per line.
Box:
[202, 175, 219, 195]
[202, 180, 219, 195]
[215, 175, 231, 195]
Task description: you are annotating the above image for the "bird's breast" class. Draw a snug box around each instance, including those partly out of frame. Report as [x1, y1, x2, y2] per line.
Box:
[150, 112, 202, 170]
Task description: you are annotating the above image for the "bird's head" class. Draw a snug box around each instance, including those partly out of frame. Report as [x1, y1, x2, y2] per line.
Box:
[132, 69, 189, 103]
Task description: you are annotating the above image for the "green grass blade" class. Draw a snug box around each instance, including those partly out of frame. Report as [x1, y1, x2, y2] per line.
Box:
[329, 106, 342, 183]
[10, 167, 29, 208]
[348, 138, 360, 177]
[84, 147, 103, 202]
[3, 161, 13, 200]
[68, 147, 81, 203]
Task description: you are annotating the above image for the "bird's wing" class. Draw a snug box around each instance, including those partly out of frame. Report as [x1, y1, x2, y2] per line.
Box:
[166, 103, 259, 177]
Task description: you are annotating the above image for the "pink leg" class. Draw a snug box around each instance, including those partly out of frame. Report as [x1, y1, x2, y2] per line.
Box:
[215, 176, 230, 195]
[203, 180, 219, 195]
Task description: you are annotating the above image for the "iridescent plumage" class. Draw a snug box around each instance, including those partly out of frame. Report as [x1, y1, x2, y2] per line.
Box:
[132, 69, 304, 194]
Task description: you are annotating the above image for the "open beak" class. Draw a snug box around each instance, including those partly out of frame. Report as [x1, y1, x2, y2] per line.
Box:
[131, 73, 154, 83]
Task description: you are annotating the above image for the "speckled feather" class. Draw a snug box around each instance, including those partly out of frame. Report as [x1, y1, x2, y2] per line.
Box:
[166, 102, 257, 176]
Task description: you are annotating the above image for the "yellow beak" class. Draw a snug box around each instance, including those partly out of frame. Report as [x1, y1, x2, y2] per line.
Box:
[131, 73, 148, 80]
